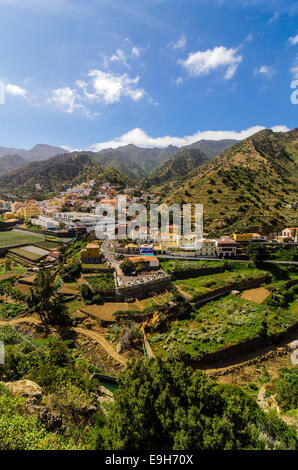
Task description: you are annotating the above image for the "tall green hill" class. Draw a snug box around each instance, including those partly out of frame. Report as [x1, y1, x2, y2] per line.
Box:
[165, 128, 298, 235]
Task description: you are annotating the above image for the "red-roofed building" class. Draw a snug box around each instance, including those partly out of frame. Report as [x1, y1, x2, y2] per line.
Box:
[128, 256, 160, 269]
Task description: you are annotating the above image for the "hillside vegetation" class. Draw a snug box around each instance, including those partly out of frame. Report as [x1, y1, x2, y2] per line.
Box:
[144, 148, 212, 188]
[165, 128, 298, 235]
[185, 138, 237, 157]
[0, 154, 26, 175]
[0, 152, 128, 198]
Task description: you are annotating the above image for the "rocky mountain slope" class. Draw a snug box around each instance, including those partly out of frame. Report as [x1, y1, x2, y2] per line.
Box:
[165, 128, 298, 235]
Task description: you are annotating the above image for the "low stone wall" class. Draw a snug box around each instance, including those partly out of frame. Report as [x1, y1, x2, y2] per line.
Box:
[168, 266, 226, 281]
[118, 275, 172, 300]
[193, 275, 269, 306]
[0, 247, 7, 257]
[191, 322, 298, 369]
[17, 226, 76, 239]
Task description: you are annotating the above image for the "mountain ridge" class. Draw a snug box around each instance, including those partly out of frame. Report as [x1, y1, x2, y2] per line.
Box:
[0, 152, 128, 198]
[165, 128, 298, 235]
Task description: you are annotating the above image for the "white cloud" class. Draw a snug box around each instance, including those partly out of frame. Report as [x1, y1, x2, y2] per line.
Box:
[49, 87, 79, 114]
[172, 35, 187, 50]
[5, 83, 27, 97]
[268, 12, 280, 24]
[48, 86, 94, 117]
[254, 65, 276, 78]
[179, 46, 242, 80]
[109, 45, 142, 69]
[88, 70, 145, 104]
[244, 33, 254, 43]
[175, 77, 183, 86]
[289, 34, 298, 46]
[49, 67, 149, 115]
[110, 49, 131, 69]
[131, 46, 141, 57]
[90, 125, 290, 151]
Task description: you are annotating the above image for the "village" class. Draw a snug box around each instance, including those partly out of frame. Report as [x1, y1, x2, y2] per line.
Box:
[0, 179, 297, 364]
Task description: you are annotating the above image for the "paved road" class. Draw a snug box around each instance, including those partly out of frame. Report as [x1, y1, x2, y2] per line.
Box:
[110, 250, 298, 265]
[101, 238, 135, 285]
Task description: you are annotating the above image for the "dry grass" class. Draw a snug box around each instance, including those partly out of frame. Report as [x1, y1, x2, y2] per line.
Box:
[81, 302, 131, 321]
[240, 287, 270, 304]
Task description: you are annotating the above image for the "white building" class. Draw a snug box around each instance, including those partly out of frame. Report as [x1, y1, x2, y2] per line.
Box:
[31, 215, 60, 230]
[215, 239, 237, 258]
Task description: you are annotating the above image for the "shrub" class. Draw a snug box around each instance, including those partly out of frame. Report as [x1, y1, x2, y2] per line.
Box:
[59, 263, 81, 282]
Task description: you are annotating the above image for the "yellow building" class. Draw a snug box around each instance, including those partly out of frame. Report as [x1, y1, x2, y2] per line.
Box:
[231, 233, 253, 242]
[11, 202, 25, 213]
[80, 243, 102, 264]
[3, 212, 14, 220]
[16, 206, 41, 219]
[125, 243, 139, 253]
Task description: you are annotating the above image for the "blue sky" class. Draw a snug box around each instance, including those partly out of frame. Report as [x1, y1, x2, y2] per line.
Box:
[0, 0, 297, 151]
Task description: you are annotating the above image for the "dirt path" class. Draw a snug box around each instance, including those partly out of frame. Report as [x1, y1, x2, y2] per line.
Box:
[0, 315, 38, 326]
[0, 316, 127, 366]
[74, 327, 127, 366]
[0, 316, 296, 373]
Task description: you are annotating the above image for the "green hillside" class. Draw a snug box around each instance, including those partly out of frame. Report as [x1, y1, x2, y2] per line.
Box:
[91, 151, 147, 182]
[0, 154, 26, 175]
[0, 152, 128, 198]
[185, 138, 237, 158]
[165, 128, 298, 235]
[144, 148, 211, 188]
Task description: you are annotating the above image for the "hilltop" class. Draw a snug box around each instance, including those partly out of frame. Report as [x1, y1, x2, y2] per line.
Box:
[0, 152, 128, 198]
[0, 139, 237, 184]
[165, 128, 298, 235]
[95, 139, 236, 178]
[91, 150, 147, 182]
[0, 144, 67, 161]
[96, 144, 179, 175]
[185, 138, 237, 158]
[144, 147, 212, 188]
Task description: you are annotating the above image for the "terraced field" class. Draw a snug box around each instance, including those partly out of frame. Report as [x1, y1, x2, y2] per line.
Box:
[0, 230, 45, 248]
[174, 266, 267, 300]
[149, 294, 298, 360]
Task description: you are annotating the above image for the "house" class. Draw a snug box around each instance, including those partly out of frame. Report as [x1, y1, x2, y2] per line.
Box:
[195, 239, 217, 257]
[128, 256, 160, 270]
[80, 243, 103, 264]
[282, 227, 298, 243]
[125, 243, 139, 254]
[216, 239, 237, 258]
[16, 206, 41, 219]
[3, 212, 15, 220]
[31, 215, 60, 230]
[231, 233, 254, 242]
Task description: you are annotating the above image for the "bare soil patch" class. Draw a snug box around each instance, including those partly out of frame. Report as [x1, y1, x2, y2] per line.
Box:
[80, 302, 130, 321]
[240, 287, 270, 304]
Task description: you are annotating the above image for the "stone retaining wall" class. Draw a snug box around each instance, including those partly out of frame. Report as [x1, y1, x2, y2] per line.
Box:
[191, 322, 298, 369]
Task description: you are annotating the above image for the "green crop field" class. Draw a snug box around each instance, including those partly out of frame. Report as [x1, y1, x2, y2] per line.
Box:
[0, 231, 45, 248]
[8, 247, 45, 261]
[150, 294, 298, 360]
[173, 266, 267, 299]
